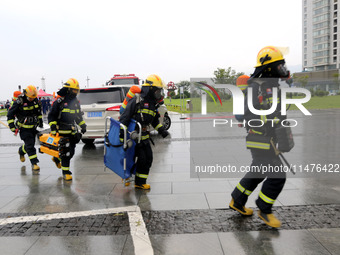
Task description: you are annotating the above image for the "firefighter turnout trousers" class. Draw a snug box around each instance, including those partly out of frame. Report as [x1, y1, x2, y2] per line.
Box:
[135, 141, 153, 185]
[59, 134, 76, 175]
[231, 149, 286, 214]
[19, 128, 39, 165]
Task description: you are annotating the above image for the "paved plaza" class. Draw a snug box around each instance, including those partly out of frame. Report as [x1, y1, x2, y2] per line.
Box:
[0, 110, 339, 254]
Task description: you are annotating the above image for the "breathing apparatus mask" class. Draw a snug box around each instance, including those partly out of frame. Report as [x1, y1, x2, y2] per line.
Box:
[153, 87, 163, 100]
[261, 60, 290, 79]
[145, 86, 163, 101]
[57, 87, 78, 99]
[276, 61, 290, 79]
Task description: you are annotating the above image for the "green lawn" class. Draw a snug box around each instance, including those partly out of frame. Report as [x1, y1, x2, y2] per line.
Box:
[288, 95, 340, 110]
[165, 95, 340, 113]
[0, 109, 7, 117]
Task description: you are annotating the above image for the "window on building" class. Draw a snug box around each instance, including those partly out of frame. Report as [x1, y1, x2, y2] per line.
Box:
[334, 57, 337, 62]
[335, 4, 338, 10]
[334, 34, 338, 40]
[334, 42, 337, 47]
[335, 19, 338, 25]
[334, 27, 338, 33]
[313, 43, 330, 51]
[334, 49, 337, 55]
[313, 28, 330, 37]
[304, 41, 307, 46]
[316, 66, 325, 71]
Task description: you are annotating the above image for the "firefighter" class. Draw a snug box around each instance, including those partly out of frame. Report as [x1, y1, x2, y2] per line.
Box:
[48, 78, 86, 181]
[229, 46, 291, 228]
[7, 85, 43, 172]
[11, 91, 22, 107]
[120, 74, 169, 190]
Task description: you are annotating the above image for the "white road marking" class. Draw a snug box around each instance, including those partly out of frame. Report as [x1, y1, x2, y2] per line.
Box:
[128, 206, 154, 255]
[0, 205, 154, 254]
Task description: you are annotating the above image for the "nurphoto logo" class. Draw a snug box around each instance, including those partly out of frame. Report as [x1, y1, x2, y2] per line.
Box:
[196, 82, 312, 128]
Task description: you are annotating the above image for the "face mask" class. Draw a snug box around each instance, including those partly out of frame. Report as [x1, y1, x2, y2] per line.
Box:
[68, 92, 77, 99]
[57, 87, 69, 97]
[277, 63, 290, 78]
[154, 88, 162, 100]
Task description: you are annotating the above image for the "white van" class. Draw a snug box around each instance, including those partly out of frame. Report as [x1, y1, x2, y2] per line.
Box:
[78, 85, 171, 144]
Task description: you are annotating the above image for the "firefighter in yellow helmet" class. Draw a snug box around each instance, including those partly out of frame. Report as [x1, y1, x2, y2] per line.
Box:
[48, 78, 86, 181]
[119, 74, 169, 189]
[7, 85, 43, 172]
[229, 46, 291, 228]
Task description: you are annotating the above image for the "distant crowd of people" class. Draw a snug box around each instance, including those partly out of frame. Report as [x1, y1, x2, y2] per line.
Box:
[38, 97, 51, 114]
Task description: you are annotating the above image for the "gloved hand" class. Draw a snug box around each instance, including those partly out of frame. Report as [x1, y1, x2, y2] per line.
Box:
[160, 130, 169, 138]
[50, 124, 57, 135]
[81, 125, 87, 134]
[9, 124, 16, 133]
[119, 128, 124, 143]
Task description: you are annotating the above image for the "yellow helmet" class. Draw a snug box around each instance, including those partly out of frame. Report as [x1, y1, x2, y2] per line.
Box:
[25, 85, 38, 99]
[63, 78, 80, 90]
[255, 46, 285, 67]
[142, 74, 165, 88]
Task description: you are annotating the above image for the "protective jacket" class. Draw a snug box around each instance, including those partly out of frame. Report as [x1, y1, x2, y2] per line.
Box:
[119, 93, 166, 142]
[119, 87, 167, 186]
[48, 95, 86, 136]
[7, 95, 42, 131]
[244, 78, 286, 154]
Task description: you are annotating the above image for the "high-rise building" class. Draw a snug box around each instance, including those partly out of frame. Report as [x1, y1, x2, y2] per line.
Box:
[303, 0, 338, 72]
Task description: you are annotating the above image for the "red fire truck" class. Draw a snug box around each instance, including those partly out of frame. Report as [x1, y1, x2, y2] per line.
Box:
[106, 74, 140, 86]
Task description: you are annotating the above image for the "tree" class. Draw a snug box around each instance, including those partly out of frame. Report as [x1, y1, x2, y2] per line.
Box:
[183, 90, 190, 98]
[169, 91, 176, 98]
[292, 74, 309, 88]
[213, 67, 244, 84]
[176, 80, 191, 92]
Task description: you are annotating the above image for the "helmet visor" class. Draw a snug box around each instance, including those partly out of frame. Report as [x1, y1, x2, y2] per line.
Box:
[277, 63, 289, 78]
[154, 88, 163, 100]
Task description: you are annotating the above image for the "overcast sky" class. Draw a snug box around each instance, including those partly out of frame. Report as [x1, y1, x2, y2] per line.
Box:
[0, 0, 302, 100]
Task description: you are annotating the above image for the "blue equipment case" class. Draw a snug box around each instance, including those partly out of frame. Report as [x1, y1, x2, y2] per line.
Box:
[104, 117, 141, 183]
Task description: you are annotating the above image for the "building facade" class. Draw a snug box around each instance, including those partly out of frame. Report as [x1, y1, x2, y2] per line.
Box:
[303, 0, 339, 71]
[299, 0, 339, 93]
